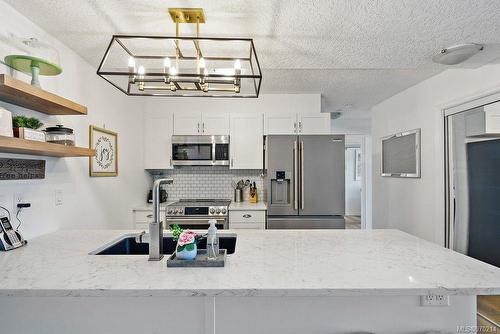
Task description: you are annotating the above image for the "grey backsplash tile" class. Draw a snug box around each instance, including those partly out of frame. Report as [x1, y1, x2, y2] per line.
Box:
[150, 166, 266, 201]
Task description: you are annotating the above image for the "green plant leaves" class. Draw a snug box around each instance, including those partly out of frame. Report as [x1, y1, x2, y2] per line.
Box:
[185, 243, 195, 252]
[12, 116, 43, 129]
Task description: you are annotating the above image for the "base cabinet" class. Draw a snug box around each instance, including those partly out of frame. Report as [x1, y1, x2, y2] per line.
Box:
[133, 208, 165, 230]
[229, 209, 266, 229]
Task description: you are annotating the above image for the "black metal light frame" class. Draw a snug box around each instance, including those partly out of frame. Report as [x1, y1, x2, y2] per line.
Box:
[96, 35, 262, 98]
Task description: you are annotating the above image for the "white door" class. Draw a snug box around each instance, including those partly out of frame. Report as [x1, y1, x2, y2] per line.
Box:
[144, 114, 173, 169]
[201, 112, 230, 135]
[173, 112, 201, 135]
[298, 113, 330, 134]
[264, 112, 297, 135]
[230, 113, 264, 169]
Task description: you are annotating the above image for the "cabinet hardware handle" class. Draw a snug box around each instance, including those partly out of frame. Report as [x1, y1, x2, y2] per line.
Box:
[197, 123, 200, 133]
[202, 122, 205, 133]
[147, 214, 153, 218]
[243, 214, 252, 218]
[294, 122, 297, 133]
[299, 121, 302, 132]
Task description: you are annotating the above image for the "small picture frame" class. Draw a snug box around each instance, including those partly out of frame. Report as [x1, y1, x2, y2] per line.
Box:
[89, 125, 118, 177]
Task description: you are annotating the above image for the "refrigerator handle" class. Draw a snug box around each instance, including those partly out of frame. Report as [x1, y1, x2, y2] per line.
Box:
[293, 140, 298, 210]
[300, 140, 304, 210]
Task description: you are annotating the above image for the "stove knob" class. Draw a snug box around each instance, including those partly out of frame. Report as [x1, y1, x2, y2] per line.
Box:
[174, 209, 179, 214]
[167, 209, 173, 215]
[221, 208, 227, 214]
[216, 208, 221, 214]
[209, 208, 215, 214]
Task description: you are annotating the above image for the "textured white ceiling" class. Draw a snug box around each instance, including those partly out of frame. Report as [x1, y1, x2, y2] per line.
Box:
[4, 0, 500, 116]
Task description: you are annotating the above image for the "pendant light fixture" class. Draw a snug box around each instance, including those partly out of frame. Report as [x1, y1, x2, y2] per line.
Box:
[97, 8, 262, 98]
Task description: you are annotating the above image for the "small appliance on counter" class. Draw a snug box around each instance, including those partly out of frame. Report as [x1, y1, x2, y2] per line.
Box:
[147, 189, 168, 203]
[44, 125, 75, 146]
[0, 216, 26, 251]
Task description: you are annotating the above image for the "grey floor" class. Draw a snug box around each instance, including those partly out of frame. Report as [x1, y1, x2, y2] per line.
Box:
[345, 216, 361, 229]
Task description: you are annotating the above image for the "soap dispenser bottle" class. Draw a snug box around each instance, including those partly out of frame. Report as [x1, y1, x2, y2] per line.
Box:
[207, 219, 219, 260]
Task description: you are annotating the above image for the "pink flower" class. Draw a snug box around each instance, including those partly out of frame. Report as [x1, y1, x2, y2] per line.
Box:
[177, 231, 197, 246]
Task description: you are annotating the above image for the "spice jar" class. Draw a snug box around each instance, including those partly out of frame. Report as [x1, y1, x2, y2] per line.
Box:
[44, 125, 75, 146]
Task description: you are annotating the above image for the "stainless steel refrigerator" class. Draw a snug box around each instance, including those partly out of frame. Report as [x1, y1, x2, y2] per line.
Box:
[265, 135, 345, 229]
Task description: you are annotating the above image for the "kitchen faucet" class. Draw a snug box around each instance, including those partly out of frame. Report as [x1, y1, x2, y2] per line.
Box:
[149, 178, 173, 261]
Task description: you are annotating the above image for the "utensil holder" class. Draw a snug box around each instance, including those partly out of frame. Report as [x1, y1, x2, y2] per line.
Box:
[234, 189, 243, 202]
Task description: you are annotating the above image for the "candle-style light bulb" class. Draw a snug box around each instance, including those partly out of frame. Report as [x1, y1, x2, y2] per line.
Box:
[128, 56, 136, 70]
[169, 66, 177, 76]
[198, 57, 206, 75]
[163, 57, 171, 70]
[234, 59, 241, 73]
[137, 65, 145, 91]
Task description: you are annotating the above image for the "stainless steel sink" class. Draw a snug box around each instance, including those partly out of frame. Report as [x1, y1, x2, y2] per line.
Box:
[89, 233, 237, 255]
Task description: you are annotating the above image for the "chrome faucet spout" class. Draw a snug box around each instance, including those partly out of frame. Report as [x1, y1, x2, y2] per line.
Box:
[149, 178, 173, 261]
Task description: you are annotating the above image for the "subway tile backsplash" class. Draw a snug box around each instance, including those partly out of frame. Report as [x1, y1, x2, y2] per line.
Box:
[150, 166, 266, 201]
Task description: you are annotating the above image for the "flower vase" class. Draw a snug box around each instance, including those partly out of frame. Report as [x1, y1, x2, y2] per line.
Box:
[176, 242, 197, 260]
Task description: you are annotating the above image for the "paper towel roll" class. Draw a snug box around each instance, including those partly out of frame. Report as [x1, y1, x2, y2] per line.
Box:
[0, 107, 13, 137]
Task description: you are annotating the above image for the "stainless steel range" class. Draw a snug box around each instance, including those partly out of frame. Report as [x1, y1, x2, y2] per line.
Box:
[165, 199, 230, 230]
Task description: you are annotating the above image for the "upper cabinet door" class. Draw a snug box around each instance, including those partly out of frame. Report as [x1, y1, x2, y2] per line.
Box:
[201, 112, 230, 135]
[298, 113, 330, 134]
[265, 112, 298, 135]
[230, 113, 264, 169]
[173, 112, 201, 135]
[144, 114, 173, 169]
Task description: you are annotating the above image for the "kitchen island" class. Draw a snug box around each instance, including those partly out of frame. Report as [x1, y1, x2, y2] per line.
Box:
[1, 229, 499, 333]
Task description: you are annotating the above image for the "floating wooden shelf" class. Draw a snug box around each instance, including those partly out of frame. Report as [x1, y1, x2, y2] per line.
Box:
[0, 74, 87, 115]
[0, 136, 95, 157]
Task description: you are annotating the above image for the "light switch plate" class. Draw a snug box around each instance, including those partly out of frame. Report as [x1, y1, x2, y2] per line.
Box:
[55, 189, 63, 206]
[420, 295, 450, 306]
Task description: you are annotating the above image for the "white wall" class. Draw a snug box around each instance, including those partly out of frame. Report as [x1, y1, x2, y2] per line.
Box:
[345, 148, 361, 215]
[0, 1, 149, 238]
[332, 118, 371, 135]
[371, 61, 500, 245]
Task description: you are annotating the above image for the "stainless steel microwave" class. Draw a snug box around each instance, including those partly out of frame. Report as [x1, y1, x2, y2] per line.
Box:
[171, 135, 230, 166]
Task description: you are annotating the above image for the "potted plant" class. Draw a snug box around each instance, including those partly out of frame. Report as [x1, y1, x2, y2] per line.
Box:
[170, 225, 204, 260]
[12, 116, 45, 142]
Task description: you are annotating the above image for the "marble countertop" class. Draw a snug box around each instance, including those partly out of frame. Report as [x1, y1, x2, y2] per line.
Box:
[1, 229, 499, 298]
[228, 202, 267, 211]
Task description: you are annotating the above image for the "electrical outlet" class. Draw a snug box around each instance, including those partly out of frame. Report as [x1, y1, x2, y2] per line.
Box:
[55, 189, 63, 206]
[420, 295, 450, 306]
[13, 193, 24, 206]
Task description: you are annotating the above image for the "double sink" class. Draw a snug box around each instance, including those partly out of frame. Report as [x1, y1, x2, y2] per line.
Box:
[90, 233, 237, 256]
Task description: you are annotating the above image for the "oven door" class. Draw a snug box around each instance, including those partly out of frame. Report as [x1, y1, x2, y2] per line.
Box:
[165, 216, 228, 230]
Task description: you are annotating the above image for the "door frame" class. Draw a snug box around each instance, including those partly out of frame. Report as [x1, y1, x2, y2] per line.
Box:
[441, 85, 500, 248]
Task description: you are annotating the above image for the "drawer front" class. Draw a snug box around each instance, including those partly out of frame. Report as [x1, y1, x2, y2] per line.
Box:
[230, 222, 265, 230]
[134, 210, 164, 223]
[135, 223, 149, 230]
[229, 210, 266, 224]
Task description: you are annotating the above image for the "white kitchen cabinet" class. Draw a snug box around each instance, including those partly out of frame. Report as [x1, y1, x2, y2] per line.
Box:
[173, 112, 229, 135]
[133, 208, 165, 230]
[298, 113, 330, 134]
[265, 112, 330, 135]
[265, 113, 298, 135]
[201, 112, 230, 135]
[144, 114, 173, 169]
[229, 209, 266, 229]
[229, 112, 264, 169]
[173, 111, 202, 135]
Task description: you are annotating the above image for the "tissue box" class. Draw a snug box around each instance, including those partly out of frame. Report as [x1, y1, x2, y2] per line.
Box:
[0, 107, 13, 137]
